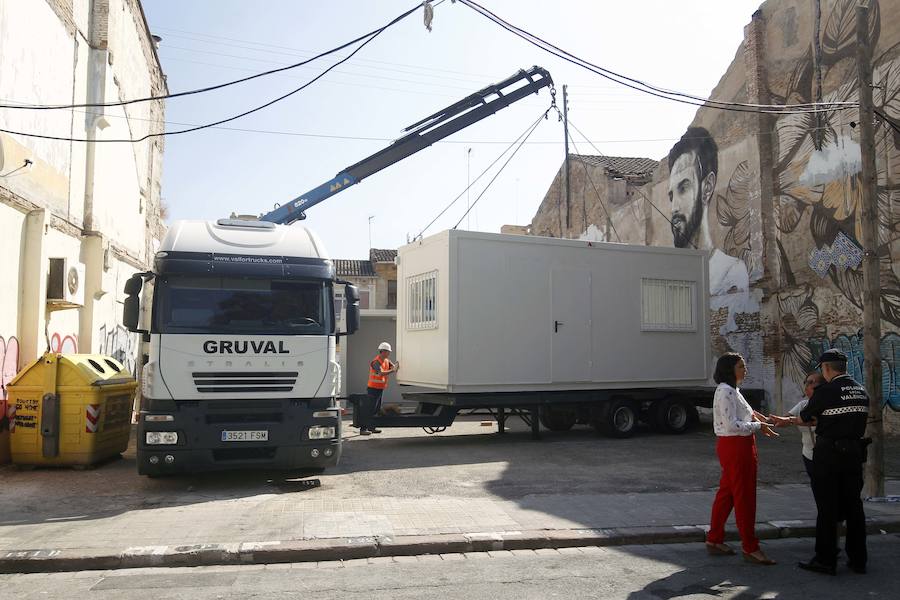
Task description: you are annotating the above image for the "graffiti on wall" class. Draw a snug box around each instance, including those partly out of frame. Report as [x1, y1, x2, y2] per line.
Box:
[808, 332, 900, 411]
[778, 281, 900, 410]
[49, 333, 78, 353]
[764, 0, 900, 329]
[98, 324, 137, 376]
[765, 0, 900, 402]
[663, 0, 900, 404]
[1, 335, 20, 432]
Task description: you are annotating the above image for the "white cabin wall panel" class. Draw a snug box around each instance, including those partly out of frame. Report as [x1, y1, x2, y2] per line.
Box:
[396, 231, 450, 388]
[590, 249, 709, 383]
[398, 231, 710, 393]
[454, 235, 552, 386]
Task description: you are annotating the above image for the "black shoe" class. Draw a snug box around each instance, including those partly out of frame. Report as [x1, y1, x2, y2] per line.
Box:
[359, 429, 372, 436]
[370, 428, 383, 434]
[847, 562, 867, 574]
[798, 558, 836, 576]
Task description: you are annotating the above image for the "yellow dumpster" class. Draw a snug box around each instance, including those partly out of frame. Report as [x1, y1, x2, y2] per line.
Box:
[7, 353, 137, 467]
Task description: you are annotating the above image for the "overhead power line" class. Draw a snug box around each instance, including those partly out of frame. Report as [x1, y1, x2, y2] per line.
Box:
[158, 43, 481, 93]
[154, 55, 463, 99]
[155, 37, 497, 88]
[415, 109, 548, 240]
[0, 5, 418, 143]
[0, 3, 422, 112]
[452, 111, 546, 230]
[456, 0, 859, 116]
[149, 24, 721, 95]
[566, 135, 621, 243]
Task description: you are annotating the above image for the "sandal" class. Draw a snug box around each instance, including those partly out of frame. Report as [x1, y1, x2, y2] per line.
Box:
[743, 550, 776, 565]
[705, 542, 736, 556]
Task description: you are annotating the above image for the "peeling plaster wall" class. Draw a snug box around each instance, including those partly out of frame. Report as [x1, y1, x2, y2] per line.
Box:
[0, 1, 75, 216]
[531, 158, 653, 244]
[0, 205, 25, 337]
[0, 0, 165, 408]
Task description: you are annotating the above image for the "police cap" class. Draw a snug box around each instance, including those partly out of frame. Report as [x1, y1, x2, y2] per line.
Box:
[817, 348, 848, 366]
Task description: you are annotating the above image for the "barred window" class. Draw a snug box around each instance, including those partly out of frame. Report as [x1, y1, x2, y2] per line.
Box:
[641, 278, 695, 331]
[407, 271, 438, 330]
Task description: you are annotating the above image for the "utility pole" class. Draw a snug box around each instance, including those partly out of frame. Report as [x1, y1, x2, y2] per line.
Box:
[368, 215, 374, 250]
[855, 0, 884, 498]
[563, 84, 571, 234]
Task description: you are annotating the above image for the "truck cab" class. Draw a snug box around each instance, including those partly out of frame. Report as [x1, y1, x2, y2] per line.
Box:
[124, 218, 359, 476]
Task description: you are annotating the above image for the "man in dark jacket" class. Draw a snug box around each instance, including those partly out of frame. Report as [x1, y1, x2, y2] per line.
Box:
[795, 349, 870, 575]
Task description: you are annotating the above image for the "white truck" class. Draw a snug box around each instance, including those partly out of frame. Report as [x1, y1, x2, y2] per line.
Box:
[124, 68, 555, 475]
[350, 230, 756, 438]
[124, 219, 360, 476]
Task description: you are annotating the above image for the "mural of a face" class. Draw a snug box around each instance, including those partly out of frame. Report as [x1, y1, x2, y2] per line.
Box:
[668, 151, 705, 248]
[667, 127, 718, 249]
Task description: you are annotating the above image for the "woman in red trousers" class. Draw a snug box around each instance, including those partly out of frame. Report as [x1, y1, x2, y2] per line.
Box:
[705, 352, 778, 565]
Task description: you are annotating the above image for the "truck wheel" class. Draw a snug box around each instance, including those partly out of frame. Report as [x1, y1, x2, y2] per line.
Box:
[593, 397, 638, 438]
[653, 398, 698, 434]
[539, 406, 577, 431]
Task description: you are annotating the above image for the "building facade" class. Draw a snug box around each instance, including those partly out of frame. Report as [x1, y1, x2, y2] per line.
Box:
[531, 155, 658, 244]
[530, 0, 900, 431]
[0, 0, 166, 457]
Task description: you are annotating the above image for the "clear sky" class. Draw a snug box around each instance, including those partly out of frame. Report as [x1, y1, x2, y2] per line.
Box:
[142, 0, 764, 259]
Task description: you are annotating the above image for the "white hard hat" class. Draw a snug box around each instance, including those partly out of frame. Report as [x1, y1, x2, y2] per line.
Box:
[378, 342, 392, 352]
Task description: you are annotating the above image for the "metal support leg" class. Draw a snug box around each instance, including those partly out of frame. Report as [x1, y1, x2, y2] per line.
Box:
[530, 406, 541, 440]
[497, 407, 506, 434]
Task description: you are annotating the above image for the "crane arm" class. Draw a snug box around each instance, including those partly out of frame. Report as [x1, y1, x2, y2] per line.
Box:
[260, 66, 553, 224]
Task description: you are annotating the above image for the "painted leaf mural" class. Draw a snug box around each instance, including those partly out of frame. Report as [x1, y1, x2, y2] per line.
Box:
[716, 160, 757, 275]
[821, 0, 880, 66]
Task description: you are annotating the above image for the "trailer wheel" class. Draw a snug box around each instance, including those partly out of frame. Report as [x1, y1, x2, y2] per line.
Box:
[653, 398, 698, 434]
[539, 406, 577, 431]
[593, 397, 638, 438]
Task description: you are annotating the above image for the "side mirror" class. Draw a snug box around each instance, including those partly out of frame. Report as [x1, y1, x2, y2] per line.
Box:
[344, 283, 360, 335]
[123, 272, 151, 333]
[123, 295, 142, 333]
[124, 273, 144, 296]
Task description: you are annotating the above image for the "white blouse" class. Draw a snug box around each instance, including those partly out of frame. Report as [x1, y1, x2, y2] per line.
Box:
[712, 382, 761, 436]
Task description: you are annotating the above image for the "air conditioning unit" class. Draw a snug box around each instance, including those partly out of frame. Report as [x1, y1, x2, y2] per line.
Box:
[47, 258, 86, 307]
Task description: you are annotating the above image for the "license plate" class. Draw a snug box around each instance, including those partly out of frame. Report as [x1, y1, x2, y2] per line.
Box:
[221, 430, 269, 442]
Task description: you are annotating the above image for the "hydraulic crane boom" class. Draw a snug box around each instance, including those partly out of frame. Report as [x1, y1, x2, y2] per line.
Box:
[260, 66, 553, 225]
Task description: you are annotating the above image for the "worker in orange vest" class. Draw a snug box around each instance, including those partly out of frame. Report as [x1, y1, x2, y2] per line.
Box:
[362, 341, 399, 435]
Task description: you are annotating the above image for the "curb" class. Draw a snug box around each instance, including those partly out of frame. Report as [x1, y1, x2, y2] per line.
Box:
[2, 517, 898, 574]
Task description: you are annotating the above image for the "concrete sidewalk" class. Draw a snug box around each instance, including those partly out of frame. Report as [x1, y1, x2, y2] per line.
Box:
[3, 420, 899, 573]
[2, 480, 898, 573]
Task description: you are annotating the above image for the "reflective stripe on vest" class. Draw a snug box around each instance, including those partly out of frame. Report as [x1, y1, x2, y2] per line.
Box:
[368, 356, 389, 389]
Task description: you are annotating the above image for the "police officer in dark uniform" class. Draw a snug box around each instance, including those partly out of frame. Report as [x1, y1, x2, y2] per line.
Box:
[796, 349, 870, 575]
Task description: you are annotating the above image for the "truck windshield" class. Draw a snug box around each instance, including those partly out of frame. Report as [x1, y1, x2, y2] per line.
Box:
[154, 275, 331, 335]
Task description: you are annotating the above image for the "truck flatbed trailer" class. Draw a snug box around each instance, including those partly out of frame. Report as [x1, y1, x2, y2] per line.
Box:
[350, 387, 764, 440]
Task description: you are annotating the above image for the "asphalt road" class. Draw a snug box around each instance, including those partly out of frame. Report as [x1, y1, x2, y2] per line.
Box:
[1, 536, 897, 599]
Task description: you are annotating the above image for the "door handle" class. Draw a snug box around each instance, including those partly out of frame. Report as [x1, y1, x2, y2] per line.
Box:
[554, 320, 563, 333]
